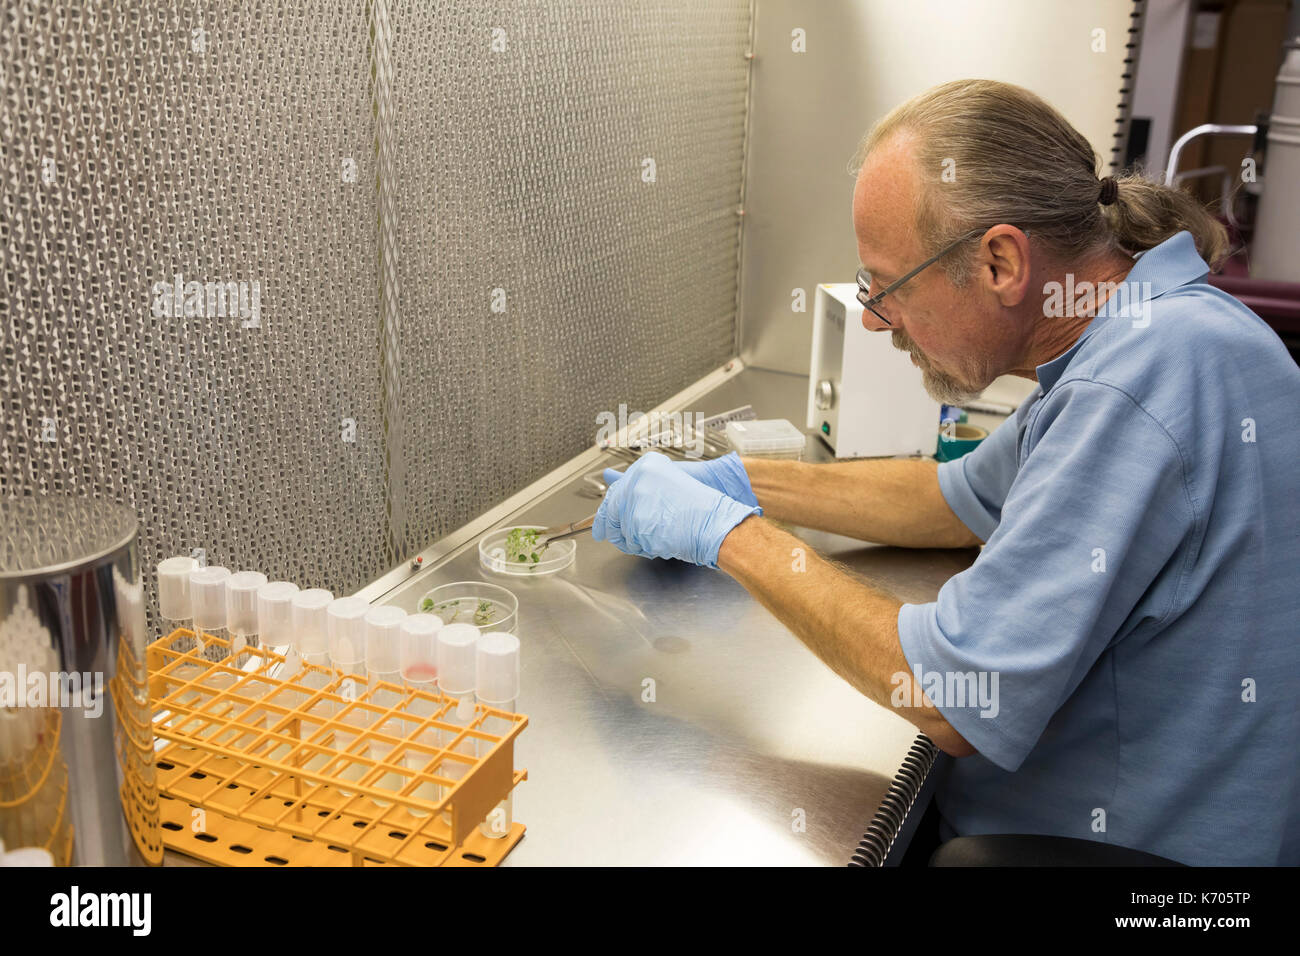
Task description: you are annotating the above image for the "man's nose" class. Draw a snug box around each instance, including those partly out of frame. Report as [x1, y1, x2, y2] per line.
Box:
[860, 304, 892, 332]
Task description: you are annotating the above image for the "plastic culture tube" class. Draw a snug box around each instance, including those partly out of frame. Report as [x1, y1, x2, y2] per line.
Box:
[364, 605, 407, 710]
[255, 581, 299, 758]
[291, 588, 334, 781]
[399, 613, 443, 706]
[156, 556, 198, 654]
[189, 565, 231, 662]
[226, 571, 267, 668]
[327, 596, 371, 795]
[399, 613, 443, 816]
[364, 605, 407, 808]
[219, 570, 265, 725]
[436, 621, 479, 820]
[475, 631, 520, 839]
[156, 556, 200, 740]
[256, 581, 299, 662]
[367, 717, 407, 810]
[187, 566, 233, 744]
[328, 597, 371, 701]
[292, 588, 334, 671]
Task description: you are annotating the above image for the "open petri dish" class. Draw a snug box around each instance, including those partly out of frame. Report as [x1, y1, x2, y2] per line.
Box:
[478, 525, 576, 577]
[418, 581, 518, 635]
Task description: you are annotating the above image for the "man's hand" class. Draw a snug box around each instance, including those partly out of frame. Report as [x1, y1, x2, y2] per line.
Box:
[593, 452, 761, 568]
[604, 451, 759, 508]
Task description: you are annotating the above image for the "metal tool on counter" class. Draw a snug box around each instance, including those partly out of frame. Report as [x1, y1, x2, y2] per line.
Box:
[535, 515, 596, 550]
[698, 403, 759, 434]
[580, 470, 610, 497]
[582, 404, 762, 496]
[598, 404, 757, 466]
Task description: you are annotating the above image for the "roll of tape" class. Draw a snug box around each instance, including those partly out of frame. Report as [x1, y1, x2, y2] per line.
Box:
[935, 422, 988, 462]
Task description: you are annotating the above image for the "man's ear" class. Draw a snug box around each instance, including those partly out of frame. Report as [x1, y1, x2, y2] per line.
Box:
[980, 226, 1032, 308]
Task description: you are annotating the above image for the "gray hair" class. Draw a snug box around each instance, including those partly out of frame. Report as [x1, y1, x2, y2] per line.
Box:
[852, 79, 1230, 282]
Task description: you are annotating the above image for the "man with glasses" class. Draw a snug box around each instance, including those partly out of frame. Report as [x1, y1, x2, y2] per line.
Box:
[594, 79, 1300, 866]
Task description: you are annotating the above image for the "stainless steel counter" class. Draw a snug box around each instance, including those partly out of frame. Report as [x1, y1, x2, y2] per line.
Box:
[375, 366, 989, 865]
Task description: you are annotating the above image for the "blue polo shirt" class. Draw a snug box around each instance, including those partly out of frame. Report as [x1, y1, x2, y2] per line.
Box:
[897, 231, 1300, 866]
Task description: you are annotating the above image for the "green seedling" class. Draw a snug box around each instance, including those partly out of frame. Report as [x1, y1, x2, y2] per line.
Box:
[431, 599, 460, 623]
[505, 526, 546, 568]
[424, 598, 496, 626]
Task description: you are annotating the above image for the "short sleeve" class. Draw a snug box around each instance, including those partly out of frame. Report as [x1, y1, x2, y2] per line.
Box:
[898, 381, 1194, 771]
[936, 396, 1033, 542]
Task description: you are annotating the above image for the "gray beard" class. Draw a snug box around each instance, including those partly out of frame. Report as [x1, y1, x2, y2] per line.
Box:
[891, 329, 983, 406]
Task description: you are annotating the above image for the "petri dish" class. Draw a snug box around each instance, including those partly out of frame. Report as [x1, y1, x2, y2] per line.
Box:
[478, 525, 576, 577]
[419, 581, 518, 635]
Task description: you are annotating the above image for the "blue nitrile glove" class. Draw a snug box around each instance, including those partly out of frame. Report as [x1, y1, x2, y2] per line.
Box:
[603, 451, 758, 509]
[593, 452, 761, 568]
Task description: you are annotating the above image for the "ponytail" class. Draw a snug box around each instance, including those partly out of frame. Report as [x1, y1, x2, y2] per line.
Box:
[1104, 174, 1231, 270]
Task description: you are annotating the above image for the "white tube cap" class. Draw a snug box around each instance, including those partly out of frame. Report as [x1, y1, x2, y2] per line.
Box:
[292, 588, 334, 655]
[157, 556, 197, 621]
[327, 596, 370, 667]
[189, 566, 231, 630]
[227, 570, 268, 637]
[437, 622, 479, 695]
[365, 605, 407, 674]
[476, 631, 520, 705]
[256, 582, 299, 646]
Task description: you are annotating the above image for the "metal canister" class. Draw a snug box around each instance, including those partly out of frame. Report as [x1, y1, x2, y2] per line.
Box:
[1252, 39, 1300, 282]
[0, 495, 160, 865]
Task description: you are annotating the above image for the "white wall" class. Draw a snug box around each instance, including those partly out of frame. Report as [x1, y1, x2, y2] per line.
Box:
[738, 0, 1140, 375]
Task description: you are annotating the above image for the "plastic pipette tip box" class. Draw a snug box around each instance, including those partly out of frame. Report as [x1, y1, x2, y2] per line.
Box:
[724, 418, 807, 459]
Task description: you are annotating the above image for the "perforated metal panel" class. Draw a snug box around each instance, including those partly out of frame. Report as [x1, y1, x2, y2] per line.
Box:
[390, 1, 750, 553]
[1, 1, 751, 635]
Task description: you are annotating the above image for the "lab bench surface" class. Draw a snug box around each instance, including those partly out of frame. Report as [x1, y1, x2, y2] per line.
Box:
[163, 365, 992, 867]
[376, 366, 987, 867]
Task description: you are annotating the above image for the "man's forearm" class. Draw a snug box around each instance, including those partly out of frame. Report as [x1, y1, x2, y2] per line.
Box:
[743, 456, 981, 549]
[717, 514, 974, 757]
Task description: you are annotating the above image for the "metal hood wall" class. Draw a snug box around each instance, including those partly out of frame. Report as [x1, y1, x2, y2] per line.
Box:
[0, 1, 752, 635]
[738, 0, 1144, 374]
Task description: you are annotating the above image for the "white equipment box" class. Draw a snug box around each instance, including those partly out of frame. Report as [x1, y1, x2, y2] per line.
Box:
[807, 283, 940, 458]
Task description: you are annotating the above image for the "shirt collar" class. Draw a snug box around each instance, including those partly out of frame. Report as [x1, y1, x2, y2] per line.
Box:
[1034, 231, 1210, 393]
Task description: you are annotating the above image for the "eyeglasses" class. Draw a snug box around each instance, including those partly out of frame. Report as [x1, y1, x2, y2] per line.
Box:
[856, 227, 992, 327]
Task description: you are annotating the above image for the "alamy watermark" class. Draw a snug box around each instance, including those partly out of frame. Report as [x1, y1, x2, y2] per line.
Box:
[151, 272, 262, 328]
[596, 404, 707, 458]
[49, 886, 150, 935]
[891, 663, 1000, 718]
[0, 665, 104, 718]
[1043, 275, 1152, 328]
